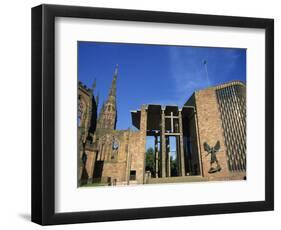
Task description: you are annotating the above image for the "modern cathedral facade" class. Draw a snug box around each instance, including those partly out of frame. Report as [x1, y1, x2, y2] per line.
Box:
[78, 66, 246, 186]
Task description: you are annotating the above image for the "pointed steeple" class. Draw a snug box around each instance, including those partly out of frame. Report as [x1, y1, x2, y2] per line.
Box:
[108, 64, 118, 101]
[96, 65, 119, 130]
[91, 78, 97, 92]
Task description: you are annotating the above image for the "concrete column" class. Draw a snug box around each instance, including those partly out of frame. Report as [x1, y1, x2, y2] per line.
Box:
[176, 136, 181, 175]
[193, 110, 204, 177]
[161, 107, 166, 178]
[140, 105, 147, 183]
[178, 109, 186, 176]
[170, 112, 174, 133]
[155, 135, 159, 178]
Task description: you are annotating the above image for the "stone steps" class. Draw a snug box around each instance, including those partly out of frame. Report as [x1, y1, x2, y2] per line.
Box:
[148, 176, 207, 184]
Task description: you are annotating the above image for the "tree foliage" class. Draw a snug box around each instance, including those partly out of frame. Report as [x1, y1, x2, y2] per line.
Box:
[170, 157, 178, 176]
[145, 147, 155, 177]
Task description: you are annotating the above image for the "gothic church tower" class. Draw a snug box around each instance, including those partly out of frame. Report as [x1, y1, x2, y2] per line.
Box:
[96, 65, 118, 130]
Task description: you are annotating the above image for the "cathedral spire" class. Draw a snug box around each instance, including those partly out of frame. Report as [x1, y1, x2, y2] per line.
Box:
[108, 64, 118, 99]
[96, 65, 118, 130]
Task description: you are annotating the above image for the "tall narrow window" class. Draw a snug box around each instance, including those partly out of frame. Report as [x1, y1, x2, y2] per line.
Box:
[216, 84, 246, 172]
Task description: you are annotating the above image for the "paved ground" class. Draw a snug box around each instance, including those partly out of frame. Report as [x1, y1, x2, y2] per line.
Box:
[148, 176, 208, 184]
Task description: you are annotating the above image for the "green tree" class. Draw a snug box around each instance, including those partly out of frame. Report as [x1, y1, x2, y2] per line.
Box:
[171, 157, 178, 176]
[145, 147, 155, 177]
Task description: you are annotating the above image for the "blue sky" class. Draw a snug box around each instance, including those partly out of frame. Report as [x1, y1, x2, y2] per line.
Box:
[78, 41, 246, 134]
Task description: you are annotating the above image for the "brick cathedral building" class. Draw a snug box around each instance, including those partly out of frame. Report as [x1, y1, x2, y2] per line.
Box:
[78, 66, 246, 186]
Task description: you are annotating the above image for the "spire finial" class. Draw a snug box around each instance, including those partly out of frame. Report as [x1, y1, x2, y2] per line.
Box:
[107, 65, 118, 99]
[114, 64, 118, 77]
[91, 78, 96, 92]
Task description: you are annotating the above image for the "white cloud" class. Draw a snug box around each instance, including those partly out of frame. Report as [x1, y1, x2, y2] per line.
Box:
[168, 47, 211, 105]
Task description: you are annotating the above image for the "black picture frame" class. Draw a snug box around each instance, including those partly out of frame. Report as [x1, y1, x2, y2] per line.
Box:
[31, 4, 274, 225]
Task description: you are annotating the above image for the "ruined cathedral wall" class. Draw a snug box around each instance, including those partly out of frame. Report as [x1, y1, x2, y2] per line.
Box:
[128, 131, 144, 184]
[99, 129, 145, 185]
[78, 85, 93, 140]
[101, 162, 127, 184]
[78, 84, 94, 184]
[100, 130, 130, 184]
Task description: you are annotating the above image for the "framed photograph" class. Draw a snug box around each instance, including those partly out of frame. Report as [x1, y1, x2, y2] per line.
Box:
[31, 4, 274, 225]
